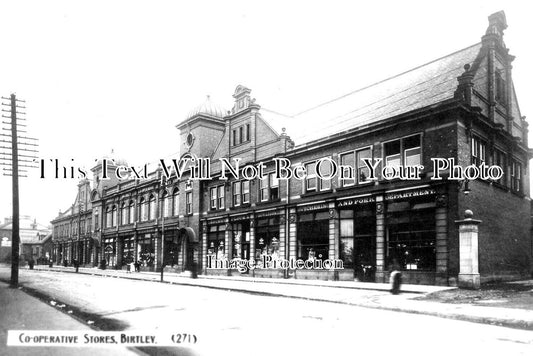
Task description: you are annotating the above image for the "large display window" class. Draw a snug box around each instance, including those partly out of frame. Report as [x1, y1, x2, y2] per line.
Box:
[385, 197, 436, 271]
[207, 224, 226, 260]
[255, 216, 280, 259]
[137, 235, 155, 267]
[164, 232, 180, 267]
[232, 221, 250, 260]
[297, 211, 329, 261]
[339, 204, 376, 280]
[103, 237, 116, 267]
[122, 236, 134, 265]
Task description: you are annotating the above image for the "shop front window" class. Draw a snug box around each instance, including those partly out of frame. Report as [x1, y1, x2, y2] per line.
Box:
[103, 238, 116, 267]
[137, 236, 155, 267]
[386, 198, 436, 271]
[255, 216, 280, 260]
[340, 205, 376, 280]
[164, 233, 180, 267]
[232, 221, 250, 260]
[297, 212, 329, 261]
[122, 237, 134, 265]
[207, 224, 226, 260]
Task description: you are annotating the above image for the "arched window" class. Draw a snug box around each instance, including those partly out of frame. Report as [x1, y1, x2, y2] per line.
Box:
[94, 212, 99, 231]
[149, 195, 156, 220]
[129, 201, 135, 223]
[112, 205, 117, 227]
[162, 192, 169, 218]
[106, 207, 111, 228]
[172, 189, 179, 216]
[140, 198, 147, 222]
[121, 202, 128, 225]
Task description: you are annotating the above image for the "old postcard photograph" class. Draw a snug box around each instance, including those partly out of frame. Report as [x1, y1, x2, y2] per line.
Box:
[0, 1, 532, 355]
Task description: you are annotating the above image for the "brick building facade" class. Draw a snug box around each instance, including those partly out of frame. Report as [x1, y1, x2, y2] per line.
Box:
[51, 12, 532, 285]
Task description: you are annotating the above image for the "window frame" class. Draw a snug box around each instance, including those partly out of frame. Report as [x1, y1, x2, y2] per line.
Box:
[185, 191, 193, 215]
[511, 158, 522, 193]
[356, 146, 373, 185]
[217, 185, 225, 209]
[495, 70, 507, 105]
[492, 148, 507, 186]
[304, 158, 334, 193]
[259, 172, 280, 202]
[471, 135, 487, 167]
[209, 185, 225, 210]
[210, 187, 217, 210]
[383, 134, 422, 172]
[232, 180, 250, 207]
[339, 151, 356, 187]
[172, 189, 179, 216]
[304, 162, 317, 193]
[148, 195, 156, 220]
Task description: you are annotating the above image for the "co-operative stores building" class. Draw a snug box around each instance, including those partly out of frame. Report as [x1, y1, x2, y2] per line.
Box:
[51, 12, 532, 285]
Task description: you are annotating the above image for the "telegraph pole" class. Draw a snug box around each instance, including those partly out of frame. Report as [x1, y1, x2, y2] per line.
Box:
[1, 94, 38, 288]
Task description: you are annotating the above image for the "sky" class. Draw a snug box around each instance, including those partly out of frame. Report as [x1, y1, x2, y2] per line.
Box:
[0, 0, 531, 226]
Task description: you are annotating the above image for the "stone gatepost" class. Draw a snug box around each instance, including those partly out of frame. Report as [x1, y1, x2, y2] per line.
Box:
[455, 210, 481, 289]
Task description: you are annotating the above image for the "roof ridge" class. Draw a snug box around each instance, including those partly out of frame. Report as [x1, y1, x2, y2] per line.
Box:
[293, 42, 481, 117]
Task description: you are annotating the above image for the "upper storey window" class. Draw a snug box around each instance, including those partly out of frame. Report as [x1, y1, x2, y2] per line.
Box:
[495, 70, 507, 105]
[471, 136, 487, 167]
[384, 134, 421, 168]
[339, 147, 372, 187]
[232, 123, 251, 146]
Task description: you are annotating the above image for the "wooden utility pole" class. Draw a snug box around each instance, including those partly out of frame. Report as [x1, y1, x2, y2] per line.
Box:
[1, 94, 38, 287]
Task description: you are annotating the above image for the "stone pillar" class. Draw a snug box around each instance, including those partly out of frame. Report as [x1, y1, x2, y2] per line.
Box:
[288, 208, 297, 260]
[328, 203, 337, 260]
[328, 204, 339, 280]
[455, 210, 481, 289]
[133, 231, 138, 263]
[116, 236, 123, 268]
[224, 219, 231, 276]
[224, 219, 230, 258]
[153, 235, 159, 269]
[375, 197, 385, 283]
[200, 221, 206, 273]
[249, 215, 255, 261]
[435, 197, 448, 285]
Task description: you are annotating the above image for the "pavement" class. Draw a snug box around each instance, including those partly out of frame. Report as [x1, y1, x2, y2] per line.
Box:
[21, 264, 533, 331]
[0, 281, 145, 356]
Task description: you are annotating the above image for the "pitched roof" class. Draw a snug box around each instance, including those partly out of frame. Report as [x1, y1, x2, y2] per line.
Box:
[263, 43, 482, 146]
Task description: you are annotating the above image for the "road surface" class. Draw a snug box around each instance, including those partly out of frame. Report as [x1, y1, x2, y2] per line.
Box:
[1, 268, 532, 356]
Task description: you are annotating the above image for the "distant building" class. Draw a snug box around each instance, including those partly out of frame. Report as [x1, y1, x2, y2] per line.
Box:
[51, 12, 532, 284]
[0, 216, 52, 263]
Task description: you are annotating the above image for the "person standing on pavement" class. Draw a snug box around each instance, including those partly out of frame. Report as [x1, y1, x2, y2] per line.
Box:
[390, 258, 402, 295]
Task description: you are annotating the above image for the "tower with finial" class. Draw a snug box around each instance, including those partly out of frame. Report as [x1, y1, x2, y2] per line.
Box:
[232, 85, 252, 114]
